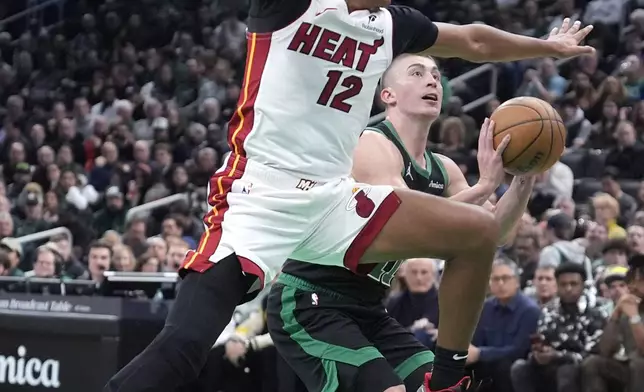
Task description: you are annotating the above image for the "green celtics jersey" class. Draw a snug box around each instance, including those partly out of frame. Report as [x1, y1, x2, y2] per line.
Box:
[363, 120, 449, 287]
[281, 120, 451, 301]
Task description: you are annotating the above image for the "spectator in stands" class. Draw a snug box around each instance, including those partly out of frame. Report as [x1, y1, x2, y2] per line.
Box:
[14, 189, 50, 237]
[134, 99, 164, 141]
[513, 229, 541, 289]
[601, 239, 630, 269]
[517, 59, 567, 103]
[618, 55, 643, 101]
[527, 265, 558, 308]
[540, 213, 588, 268]
[443, 96, 477, 144]
[92, 186, 127, 236]
[605, 121, 644, 179]
[601, 167, 638, 224]
[86, 241, 112, 283]
[560, 97, 592, 148]
[136, 252, 160, 273]
[26, 245, 59, 278]
[165, 238, 189, 272]
[146, 236, 167, 266]
[0, 237, 22, 276]
[589, 99, 620, 148]
[582, 256, 644, 392]
[600, 265, 630, 314]
[0, 211, 14, 239]
[387, 258, 439, 349]
[628, 224, 644, 255]
[122, 217, 148, 257]
[511, 263, 606, 392]
[577, 53, 607, 89]
[547, 0, 582, 33]
[592, 193, 627, 239]
[52, 236, 86, 279]
[469, 259, 540, 392]
[112, 245, 136, 272]
[585, 222, 609, 262]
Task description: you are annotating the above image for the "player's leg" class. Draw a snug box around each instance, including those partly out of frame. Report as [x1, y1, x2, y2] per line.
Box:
[361, 187, 499, 390]
[266, 277, 404, 392]
[104, 255, 253, 392]
[368, 314, 435, 392]
[302, 182, 499, 390]
[105, 160, 304, 392]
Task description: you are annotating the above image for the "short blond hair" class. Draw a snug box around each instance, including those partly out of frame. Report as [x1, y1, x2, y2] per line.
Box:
[592, 192, 620, 218]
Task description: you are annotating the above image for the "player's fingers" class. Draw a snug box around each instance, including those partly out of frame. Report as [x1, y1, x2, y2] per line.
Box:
[573, 25, 594, 41]
[496, 135, 511, 155]
[568, 45, 595, 56]
[486, 119, 495, 150]
[549, 27, 559, 37]
[567, 20, 581, 35]
[559, 18, 571, 34]
[478, 118, 489, 150]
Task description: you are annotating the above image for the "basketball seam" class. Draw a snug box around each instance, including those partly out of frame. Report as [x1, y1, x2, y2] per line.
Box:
[504, 111, 545, 167]
[537, 99, 555, 172]
[493, 104, 542, 135]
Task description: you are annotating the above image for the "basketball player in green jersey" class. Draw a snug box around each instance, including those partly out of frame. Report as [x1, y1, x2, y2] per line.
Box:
[266, 54, 537, 392]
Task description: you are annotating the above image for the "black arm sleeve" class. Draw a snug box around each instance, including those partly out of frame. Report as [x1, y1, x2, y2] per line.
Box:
[388, 6, 439, 57]
[248, 0, 312, 33]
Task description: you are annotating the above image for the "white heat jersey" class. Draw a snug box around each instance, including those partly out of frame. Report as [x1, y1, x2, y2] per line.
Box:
[230, 0, 395, 182]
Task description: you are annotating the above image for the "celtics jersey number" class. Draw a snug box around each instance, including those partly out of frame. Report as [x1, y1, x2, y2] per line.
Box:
[367, 260, 404, 287]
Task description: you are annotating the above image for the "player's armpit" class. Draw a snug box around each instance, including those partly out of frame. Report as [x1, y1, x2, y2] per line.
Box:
[435, 154, 493, 206]
[352, 131, 407, 188]
[424, 23, 556, 63]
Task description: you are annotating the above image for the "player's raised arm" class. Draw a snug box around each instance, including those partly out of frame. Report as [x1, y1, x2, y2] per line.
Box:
[429, 18, 593, 62]
[388, 6, 594, 63]
[352, 131, 408, 188]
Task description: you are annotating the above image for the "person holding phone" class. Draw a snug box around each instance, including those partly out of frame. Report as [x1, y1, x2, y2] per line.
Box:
[510, 262, 606, 392]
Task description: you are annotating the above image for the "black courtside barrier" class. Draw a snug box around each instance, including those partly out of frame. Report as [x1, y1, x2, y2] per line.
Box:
[0, 287, 171, 391]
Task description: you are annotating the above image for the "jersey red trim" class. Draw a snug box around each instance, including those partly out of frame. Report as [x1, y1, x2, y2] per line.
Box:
[227, 32, 272, 157]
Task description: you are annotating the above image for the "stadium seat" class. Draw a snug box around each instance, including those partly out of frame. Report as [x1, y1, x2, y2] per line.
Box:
[573, 179, 602, 203]
[620, 180, 642, 200]
[560, 150, 586, 178]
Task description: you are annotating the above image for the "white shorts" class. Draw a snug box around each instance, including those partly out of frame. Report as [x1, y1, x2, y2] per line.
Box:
[180, 154, 400, 299]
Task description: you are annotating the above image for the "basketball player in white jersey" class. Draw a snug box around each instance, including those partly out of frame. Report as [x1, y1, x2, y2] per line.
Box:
[105, 0, 593, 390]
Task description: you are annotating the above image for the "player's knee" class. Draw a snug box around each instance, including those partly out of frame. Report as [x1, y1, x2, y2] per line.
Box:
[383, 385, 406, 392]
[467, 208, 500, 250]
[156, 326, 211, 376]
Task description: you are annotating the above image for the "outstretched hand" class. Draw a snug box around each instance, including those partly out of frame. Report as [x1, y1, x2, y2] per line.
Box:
[477, 118, 510, 191]
[547, 18, 595, 58]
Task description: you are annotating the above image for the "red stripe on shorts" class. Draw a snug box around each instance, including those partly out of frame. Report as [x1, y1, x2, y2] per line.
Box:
[180, 32, 272, 277]
[343, 191, 402, 273]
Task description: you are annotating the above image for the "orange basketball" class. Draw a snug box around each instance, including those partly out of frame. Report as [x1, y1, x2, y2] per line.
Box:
[490, 96, 567, 176]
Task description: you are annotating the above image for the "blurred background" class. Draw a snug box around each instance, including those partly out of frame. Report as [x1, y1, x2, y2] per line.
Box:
[1, 0, 644, 391]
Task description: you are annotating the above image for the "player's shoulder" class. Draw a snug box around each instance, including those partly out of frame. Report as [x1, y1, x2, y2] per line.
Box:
[357, 126, 404, 165]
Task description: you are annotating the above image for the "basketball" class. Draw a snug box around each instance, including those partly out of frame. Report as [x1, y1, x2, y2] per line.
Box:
[490, 96, 566, 176]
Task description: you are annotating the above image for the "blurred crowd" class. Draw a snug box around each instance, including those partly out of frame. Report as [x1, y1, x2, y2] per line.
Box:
[1, 0, 644, 391]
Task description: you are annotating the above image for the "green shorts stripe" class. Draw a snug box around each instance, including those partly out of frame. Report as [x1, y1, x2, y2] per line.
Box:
[321, 359, 339, 392]
[394, 350, 435, 381]
[279, 285, 383, 367]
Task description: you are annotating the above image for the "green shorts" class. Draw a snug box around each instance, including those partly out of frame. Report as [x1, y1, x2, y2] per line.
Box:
[266, 273, 434, 392]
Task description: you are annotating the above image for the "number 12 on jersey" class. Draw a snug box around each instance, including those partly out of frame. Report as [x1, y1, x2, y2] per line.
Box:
[317, 70, 363, 113]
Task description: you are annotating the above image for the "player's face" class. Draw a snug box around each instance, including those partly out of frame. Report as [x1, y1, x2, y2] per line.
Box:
[384, 57, 442, 119]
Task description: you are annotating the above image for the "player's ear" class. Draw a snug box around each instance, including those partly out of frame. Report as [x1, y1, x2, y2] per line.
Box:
[380, 87, 396, 105]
